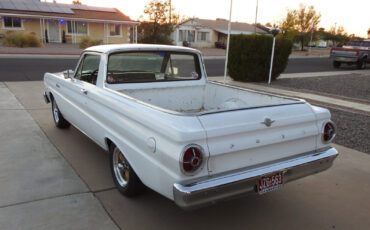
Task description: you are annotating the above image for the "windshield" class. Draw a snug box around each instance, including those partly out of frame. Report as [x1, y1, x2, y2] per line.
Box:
[107, 51, 202, 84]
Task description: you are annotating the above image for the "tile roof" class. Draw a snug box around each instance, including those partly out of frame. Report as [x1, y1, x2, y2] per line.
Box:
[179, 18, 267, 34]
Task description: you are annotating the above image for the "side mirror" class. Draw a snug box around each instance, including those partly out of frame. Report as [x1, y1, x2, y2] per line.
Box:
[63, 69, 74, 79]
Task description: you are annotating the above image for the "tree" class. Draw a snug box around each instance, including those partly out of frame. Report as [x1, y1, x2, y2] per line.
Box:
[295, 4, 321, 50]
[278, 4, 321, 50]
[72, 0, 82, 5]
[138, 0, 173, 44]
[171, 12, 189, 25]
[143, 0, 169, 24]
[278, 10, 296, 36]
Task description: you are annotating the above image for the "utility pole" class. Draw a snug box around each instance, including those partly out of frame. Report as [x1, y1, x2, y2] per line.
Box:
[309, 23, 314, 53]
[169, 0, 172, 24]
[334, 22, 337, 47]
[223, 0, 233, 84]
[254, 0, 258, 34]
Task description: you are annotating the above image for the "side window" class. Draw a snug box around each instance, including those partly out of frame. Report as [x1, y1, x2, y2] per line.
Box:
[74, 54, 101, 85]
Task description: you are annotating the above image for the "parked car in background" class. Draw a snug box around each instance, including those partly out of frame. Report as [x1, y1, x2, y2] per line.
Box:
[215, 41, 226, 49]
[318, 41, 327, 48]
[43, 44, 338, 209]
[330, 40, 370, 69]
[308, 42, 316, 47]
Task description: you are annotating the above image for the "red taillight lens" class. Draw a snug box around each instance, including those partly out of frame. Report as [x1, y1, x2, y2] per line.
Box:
[322, 121, 336, 143]
[181, 145, 204, 175]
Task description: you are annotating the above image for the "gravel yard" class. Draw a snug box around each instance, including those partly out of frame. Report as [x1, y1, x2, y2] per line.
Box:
[329, 108, 370, 154]
[270, 73, 370, 154]
[273, 73, 370, 103]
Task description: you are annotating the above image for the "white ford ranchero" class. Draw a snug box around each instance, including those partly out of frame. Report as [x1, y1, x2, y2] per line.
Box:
[43, 44, 338, 209]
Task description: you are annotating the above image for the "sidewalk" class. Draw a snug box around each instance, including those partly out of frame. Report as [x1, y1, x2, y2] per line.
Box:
[279, 69, 370, 79]
[0, 82, 118, 229]
[210, 76, 370, 114]
[0, 43, 83, 55]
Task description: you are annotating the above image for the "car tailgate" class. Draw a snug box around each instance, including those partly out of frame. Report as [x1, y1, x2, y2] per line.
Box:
[197, 103, 320, 175]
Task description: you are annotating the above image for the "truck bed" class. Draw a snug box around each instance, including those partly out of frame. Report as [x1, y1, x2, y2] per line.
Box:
[116, 82, 300, 114]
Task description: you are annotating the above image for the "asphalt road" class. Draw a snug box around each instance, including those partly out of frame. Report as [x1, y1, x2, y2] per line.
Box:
[0, 56, 341, 81]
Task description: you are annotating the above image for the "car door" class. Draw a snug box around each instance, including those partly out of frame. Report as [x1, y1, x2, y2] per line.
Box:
[59, 53, 101, 139]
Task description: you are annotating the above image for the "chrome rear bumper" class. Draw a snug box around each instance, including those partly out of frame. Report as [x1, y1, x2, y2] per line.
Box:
[331, 56, 358, 63]
[173, 147, 338, 209]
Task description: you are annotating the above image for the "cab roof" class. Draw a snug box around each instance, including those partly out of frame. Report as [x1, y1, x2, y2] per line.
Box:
[84, 44, 202, 55]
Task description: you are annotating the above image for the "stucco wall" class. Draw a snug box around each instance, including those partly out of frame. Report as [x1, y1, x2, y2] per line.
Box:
[0, 18, 42, 39]
[172, 27, 219, 48]
[62, 22, 129, 44]
[0, 16, 131, 44]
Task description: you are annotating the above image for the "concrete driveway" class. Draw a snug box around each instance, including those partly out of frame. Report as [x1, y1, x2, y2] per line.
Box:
[1, 81, 370, 230]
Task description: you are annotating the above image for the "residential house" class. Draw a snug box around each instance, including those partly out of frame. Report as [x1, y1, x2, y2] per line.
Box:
[172, 18, 268, 48]
[0, 0, 139, 44]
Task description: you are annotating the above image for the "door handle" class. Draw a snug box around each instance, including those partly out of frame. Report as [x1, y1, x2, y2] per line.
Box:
[81, 89, 88, 95]
[56, 83, 60, 88]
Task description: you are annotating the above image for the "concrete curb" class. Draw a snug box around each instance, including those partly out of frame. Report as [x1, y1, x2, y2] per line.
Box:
[289, 55, 330, 59]
[279, 69, 370, 79]
[0, 54, 80, 59]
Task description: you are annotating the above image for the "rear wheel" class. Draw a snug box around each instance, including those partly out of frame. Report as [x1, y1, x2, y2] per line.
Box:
[51, 99, 70, 129]
[333, 61, 341, 68]
[357, 58, 367, 69]
[109, 144, 144, 196]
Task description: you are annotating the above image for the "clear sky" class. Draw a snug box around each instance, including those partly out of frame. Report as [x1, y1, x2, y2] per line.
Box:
[54, 0, 369, 38]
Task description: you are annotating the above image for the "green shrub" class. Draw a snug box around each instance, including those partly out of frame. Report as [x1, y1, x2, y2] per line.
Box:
[228, 34, 292, 82]
[2, 32, 42, 48]
[79, 37, 103, 49]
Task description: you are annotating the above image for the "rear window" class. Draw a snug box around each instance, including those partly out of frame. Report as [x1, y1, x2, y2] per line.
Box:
[107, 51, 202, 84]
[348, 41, 370, 47]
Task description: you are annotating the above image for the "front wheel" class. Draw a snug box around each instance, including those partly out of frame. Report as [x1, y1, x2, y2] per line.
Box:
[110, 144, 144, 196]
[333, 61, 341, 68]
[51, 99, 70, 129]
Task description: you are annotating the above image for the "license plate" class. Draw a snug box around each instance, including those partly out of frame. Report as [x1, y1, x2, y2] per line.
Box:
[257, 172, 283, 194]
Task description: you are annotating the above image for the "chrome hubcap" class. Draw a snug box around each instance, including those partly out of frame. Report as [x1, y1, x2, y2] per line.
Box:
[113, 148, 129, 187]
[53, 102, 59, 123]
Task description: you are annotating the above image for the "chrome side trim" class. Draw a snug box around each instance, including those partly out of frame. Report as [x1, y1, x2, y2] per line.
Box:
[43, 92, 50, 104]
[173, 147, 338, 209]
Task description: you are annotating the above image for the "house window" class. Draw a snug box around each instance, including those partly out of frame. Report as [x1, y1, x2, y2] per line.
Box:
[109, 24, 121, 36]
[187, 30, 195, 42]
[197, 32, 209, 41]
[67, 21, 88, 35]
[179, 30, 186, 41]
[3, 17, 22, 29]
[178, 30, 195, 42]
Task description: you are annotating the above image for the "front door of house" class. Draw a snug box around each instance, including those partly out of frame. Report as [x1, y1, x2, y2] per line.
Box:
[48, 20, 61, 43]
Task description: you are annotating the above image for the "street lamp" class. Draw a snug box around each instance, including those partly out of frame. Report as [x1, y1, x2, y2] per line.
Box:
[268, 27, 279, 85]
